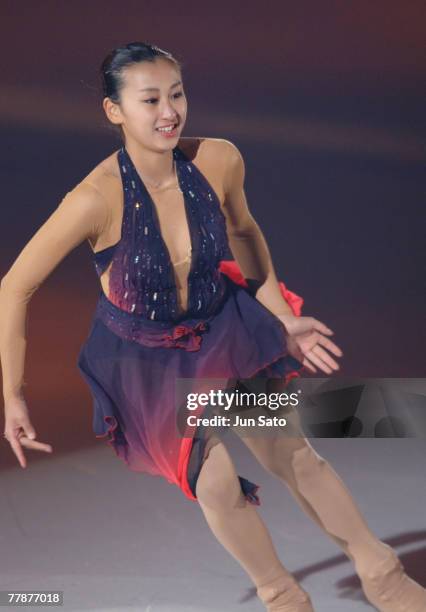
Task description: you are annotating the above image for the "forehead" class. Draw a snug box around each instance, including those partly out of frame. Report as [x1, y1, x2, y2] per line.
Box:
[121, 59, 181, 91]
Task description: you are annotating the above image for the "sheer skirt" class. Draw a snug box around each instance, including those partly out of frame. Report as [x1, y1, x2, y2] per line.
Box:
[77, 273, 305, 505]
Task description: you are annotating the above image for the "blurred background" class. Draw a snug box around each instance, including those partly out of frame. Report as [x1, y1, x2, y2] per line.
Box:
[0, 4, 425, 611]
[0, 2, 424, 478]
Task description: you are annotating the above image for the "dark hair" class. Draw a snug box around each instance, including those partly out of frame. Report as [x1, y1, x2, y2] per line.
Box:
[100, 41, 183, 104]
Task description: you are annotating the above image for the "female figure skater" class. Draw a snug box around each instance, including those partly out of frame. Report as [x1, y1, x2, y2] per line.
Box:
[1, 42, 425, 611]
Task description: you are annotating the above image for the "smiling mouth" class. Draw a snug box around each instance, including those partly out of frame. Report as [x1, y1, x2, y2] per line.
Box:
[155, 122, 179, 133]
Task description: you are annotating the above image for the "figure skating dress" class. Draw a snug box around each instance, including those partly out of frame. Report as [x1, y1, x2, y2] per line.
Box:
[77, 144, 305, 505]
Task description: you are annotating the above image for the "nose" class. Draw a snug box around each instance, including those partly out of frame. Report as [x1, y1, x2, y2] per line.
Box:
[159, 99, 179, 120]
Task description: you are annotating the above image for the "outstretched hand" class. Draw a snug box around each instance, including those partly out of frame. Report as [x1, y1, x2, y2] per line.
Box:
[277, 314, 343, 374]
[3, 396, 53, 468]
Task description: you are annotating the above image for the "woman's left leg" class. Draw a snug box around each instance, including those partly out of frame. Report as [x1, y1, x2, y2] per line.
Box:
[237, 424, 387, 571]
[231, 381, 426, 611]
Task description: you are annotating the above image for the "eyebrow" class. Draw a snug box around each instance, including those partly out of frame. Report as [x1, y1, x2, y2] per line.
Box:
[138, 80, 182, 92]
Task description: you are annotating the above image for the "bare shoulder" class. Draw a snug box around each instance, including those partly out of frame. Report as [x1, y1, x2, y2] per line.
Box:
[67, 150, 122, 246]
[178, 137, 243, 203]
[205, 137, 242, 160]
[178, 136, 242, 165]
[77, 149, 122, 200]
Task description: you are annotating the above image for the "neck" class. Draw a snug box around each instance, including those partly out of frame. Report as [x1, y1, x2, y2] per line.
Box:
[124, 139, 177, 189]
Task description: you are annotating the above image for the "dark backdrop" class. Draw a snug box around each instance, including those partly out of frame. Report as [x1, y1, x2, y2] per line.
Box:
[0, 0, 425, 467]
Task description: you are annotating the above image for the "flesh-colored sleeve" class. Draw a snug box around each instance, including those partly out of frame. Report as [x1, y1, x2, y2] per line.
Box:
[219, 140, 293, 316]
[0, 182, 109, 401]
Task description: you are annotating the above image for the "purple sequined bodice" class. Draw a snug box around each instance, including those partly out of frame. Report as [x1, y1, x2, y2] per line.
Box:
[93, 144, 229, 324]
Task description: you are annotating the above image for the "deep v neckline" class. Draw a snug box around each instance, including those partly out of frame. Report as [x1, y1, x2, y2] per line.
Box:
[121, 145, 195, 314]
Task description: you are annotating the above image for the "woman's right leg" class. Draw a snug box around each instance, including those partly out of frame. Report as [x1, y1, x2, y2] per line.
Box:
[195, 439, 314, 611]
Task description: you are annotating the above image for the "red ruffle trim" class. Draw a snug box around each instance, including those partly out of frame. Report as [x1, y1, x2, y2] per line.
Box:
[218, 260, 304, 316]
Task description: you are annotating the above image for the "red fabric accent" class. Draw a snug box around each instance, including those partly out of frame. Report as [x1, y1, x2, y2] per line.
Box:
[177, 437, 198, 502]
[218, 260, 304, 316]
[162, 321, 210, 351]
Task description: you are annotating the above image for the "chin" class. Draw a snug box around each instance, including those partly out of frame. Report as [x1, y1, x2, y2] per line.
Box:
[155, 133, 182, 149]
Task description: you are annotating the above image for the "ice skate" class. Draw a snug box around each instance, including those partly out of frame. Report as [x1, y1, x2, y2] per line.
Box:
[358, 543, 426, 611]
[256, 570, 314, 611]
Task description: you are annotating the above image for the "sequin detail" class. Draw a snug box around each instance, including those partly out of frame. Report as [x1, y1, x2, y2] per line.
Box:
[93, 144, 229, 326]
[95, 288, 221, 351]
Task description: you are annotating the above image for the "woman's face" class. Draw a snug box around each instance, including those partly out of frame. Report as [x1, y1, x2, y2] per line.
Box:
[106, 58, 187, 151]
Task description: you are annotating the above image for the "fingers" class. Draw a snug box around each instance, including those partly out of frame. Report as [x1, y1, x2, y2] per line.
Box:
[310, 317, 334, 335]
[3, 432, 53, 469]
[302, 349, 338, 375]
[8, 436, 27, 469]
[306, 326, 343, 375]
[317, 334, 343, 358]
[305, 350, 332, 374]
[295, 328, 343, 375]
[302, 356, 318, 374]
[310, 317, 346, 343]
[20, 436, 53, 453]
[306, 345, 338, 374]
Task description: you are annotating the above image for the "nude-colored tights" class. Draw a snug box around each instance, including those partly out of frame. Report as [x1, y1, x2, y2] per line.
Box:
[196, 440, 314, 610]
[195, 403, 426, 611]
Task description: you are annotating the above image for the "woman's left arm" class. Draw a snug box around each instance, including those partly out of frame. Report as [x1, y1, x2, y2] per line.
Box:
[220, 140, 343, 374]
[220, 140, 293, 317]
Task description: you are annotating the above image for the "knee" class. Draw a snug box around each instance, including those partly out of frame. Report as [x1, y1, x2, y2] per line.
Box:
[195, 444, 245, 512]
[291, 445, 327, 481]
[196, 473, 242, 512]
[254, 438, 295, 480]
[260, 440, 326, 482]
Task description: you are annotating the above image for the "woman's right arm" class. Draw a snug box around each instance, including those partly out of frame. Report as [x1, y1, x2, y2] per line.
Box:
[0, 181, 109, 464]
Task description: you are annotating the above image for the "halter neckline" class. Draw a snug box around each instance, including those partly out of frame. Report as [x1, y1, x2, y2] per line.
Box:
[94, 141, 229, 322]
[119, 144, 195, 293]
[121, 145, 185, 193]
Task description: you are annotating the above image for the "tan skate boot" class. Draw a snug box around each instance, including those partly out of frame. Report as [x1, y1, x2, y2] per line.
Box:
[358, 542, 426, 611]
[256, 567, 314, 611]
